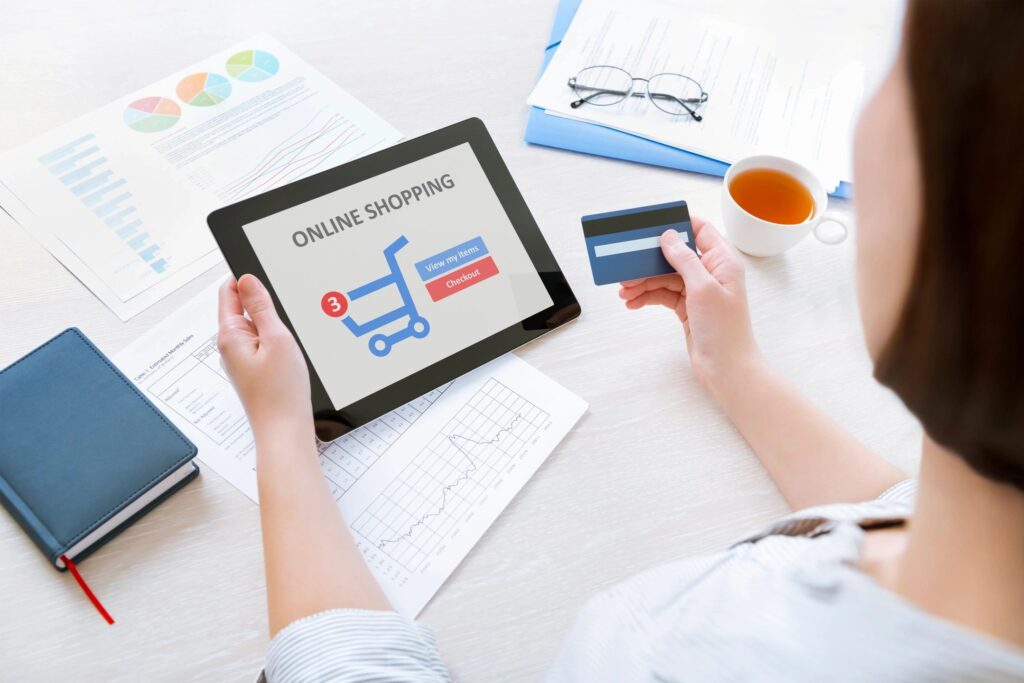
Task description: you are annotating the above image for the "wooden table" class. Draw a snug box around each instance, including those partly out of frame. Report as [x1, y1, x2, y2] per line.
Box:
[0, 1, 917, 680]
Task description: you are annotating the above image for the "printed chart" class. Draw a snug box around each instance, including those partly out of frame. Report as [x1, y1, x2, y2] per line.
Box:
[218, 108, 365, 201]
[226, 49, 280, 82]
[0, 34, 401, 321]
[145, 336, 245, 447]
[176, 72, 232, 107]
[123, 96, 181, 133]
[352, 379, 549, 573]
[38, 133, 168, 272]
[143, 333, 451, 499]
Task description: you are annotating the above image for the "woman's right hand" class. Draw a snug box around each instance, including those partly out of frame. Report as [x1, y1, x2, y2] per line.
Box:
[217, 274, 313, 436]
[618, 217, 763, 395]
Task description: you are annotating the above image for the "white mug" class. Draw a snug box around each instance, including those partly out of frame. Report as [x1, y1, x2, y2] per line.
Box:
[721, 155, 849, 257]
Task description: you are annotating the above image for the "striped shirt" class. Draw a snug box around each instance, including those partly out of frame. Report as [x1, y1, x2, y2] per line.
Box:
[262, 480, 1024, 681]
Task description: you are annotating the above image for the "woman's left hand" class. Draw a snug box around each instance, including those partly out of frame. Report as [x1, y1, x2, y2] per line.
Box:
[618, 217, 761, 394]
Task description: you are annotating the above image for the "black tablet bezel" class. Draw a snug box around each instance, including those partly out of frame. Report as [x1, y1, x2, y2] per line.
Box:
[208, 117, 579, 440]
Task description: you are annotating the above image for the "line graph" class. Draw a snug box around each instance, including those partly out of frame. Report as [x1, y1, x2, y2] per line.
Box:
[376, 413, 524, 551]
[352, 379, 549, 573]
[217, 107, 365, 201]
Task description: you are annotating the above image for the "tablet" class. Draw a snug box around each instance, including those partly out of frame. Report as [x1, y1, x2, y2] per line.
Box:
[208, 118, 579, 440]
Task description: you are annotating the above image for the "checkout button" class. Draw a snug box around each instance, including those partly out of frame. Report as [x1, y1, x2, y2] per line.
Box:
[424, 255, 499, 302]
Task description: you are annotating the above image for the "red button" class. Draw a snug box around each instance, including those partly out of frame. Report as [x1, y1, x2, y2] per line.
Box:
[424, 256, 499, 302]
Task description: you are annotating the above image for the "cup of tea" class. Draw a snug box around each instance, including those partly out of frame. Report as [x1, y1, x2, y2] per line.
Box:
[722, 155, 849, 257]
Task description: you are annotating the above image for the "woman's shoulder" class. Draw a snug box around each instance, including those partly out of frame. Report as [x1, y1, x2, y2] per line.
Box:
[574, 480, 919, 620]
[546, 479, 1024, 682]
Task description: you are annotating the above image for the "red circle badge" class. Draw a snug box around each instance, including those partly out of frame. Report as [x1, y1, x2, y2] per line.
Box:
[320, 291, 348, 318]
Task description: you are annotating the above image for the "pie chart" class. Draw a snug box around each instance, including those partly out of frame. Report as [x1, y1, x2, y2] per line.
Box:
[176, 72, 232, 107]
[226, 49, 280, 82]
[123, 96, 181, 133]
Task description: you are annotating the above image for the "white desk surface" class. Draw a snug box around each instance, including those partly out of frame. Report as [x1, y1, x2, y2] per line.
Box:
[0, 1, 918, 680]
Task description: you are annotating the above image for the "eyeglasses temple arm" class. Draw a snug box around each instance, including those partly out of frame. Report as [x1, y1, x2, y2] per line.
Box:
[648, 91, 706, 121]
[568, 83, 634, 109]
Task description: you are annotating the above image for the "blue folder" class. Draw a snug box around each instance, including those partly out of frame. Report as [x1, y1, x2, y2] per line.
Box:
[524, 0, 853, 199]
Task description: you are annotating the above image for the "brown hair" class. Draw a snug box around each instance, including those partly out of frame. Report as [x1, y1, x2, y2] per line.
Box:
[875, 0, 1024, 490]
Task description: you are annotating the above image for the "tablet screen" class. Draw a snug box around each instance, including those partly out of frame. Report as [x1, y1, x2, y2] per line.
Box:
[242, 142, 554, 410]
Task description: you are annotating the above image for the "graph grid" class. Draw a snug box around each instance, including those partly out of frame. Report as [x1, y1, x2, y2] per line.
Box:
[317, 383, 451, 500]
[352, 379, 549, 573]
[38, 133, 168, 273]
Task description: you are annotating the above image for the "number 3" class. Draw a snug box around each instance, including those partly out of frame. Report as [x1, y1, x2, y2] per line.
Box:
[320, 291, 348, 318]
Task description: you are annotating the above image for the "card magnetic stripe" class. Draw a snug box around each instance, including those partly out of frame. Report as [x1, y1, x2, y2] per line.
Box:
[581, 201, 688, 237]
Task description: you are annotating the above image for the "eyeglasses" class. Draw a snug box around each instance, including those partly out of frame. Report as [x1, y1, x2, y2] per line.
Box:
[567, 65, 708, 120]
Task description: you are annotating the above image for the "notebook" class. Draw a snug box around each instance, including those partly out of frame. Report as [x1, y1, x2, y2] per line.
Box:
[0, 328, 199, 622]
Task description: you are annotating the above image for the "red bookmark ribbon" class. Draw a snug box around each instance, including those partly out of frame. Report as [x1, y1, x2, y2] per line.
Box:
[60, 554, 115, 625]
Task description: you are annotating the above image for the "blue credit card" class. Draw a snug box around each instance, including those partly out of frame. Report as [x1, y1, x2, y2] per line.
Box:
[582, 200, 694, 285]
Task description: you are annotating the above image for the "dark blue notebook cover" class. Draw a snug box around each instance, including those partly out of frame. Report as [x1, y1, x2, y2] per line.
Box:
[0, 328, 198, 570]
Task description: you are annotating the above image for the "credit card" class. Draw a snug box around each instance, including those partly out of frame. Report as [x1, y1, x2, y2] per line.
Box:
[582, 200, 694, 285]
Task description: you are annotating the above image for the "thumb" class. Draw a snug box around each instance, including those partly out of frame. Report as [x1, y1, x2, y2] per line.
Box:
[661, 229, 713, 290]
[237, 274, 285, 335]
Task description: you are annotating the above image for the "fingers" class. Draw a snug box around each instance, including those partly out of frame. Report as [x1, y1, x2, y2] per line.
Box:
[624, 289, 683, 310]
[624, 290, 689, 325]
[216, 277, 256, 363]
[691, 216, 729, 255]
[690, 217, 745, 287]
[620, 274, 683, 292]
[661, 229, 714, 291]
[620, 274, 678, 288]
[218, 277, 243, 327]
[618, 274, 683, 301]
[217, 276, 254, 340]
[237, 274, 286, 337]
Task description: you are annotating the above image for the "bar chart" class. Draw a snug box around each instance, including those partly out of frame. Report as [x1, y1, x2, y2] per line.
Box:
[37, 133, 168, 273]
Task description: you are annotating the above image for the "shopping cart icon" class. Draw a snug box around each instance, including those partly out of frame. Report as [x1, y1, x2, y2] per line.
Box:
[325, 235, 430, 357]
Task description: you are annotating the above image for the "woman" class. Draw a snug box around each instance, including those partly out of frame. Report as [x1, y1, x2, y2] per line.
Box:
[217, 1, 1024, 680]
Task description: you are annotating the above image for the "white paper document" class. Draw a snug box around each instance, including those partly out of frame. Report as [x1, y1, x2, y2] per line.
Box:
[114, 281, 587, 615]
[527, 0, 865, 189]
[0, 35, 401, 320]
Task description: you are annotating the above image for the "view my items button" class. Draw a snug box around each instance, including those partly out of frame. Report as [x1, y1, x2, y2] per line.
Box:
[424, 255, 499, 302]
